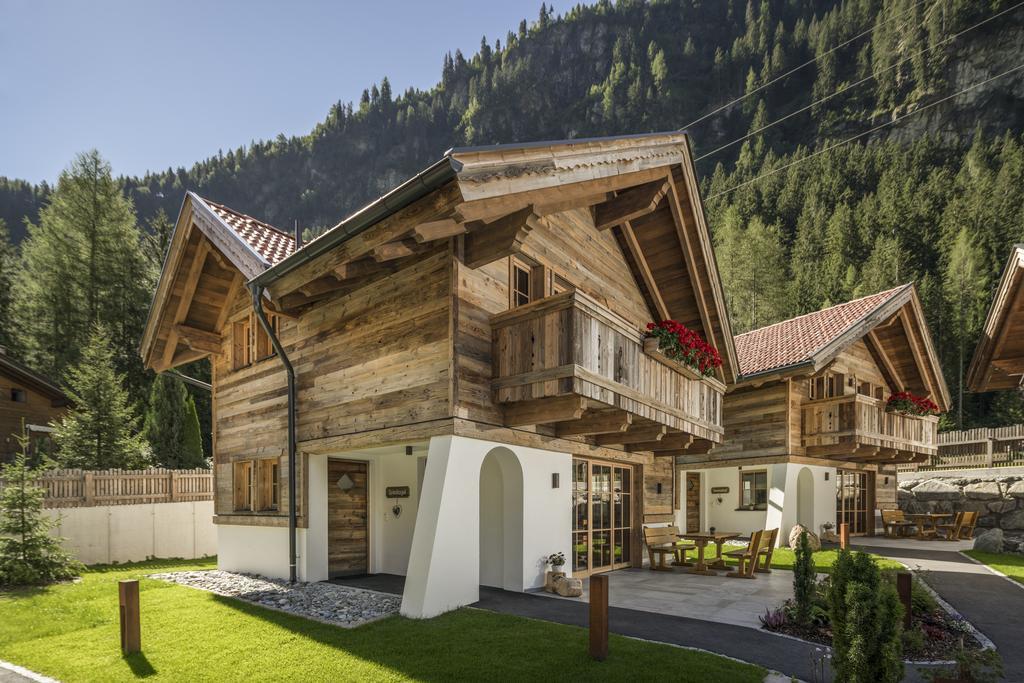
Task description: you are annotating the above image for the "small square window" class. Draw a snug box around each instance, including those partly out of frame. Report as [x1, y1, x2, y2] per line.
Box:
[11, 388, 26, 403]
[512, 261, 531, 307]
[740, 471, 768, 510]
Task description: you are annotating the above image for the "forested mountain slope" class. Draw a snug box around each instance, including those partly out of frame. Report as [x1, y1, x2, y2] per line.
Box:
[1, 0, 1023, 428]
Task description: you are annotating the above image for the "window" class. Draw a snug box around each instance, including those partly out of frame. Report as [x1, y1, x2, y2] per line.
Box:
[258, 458, 279, 511]
[10, 388, 26, 403]
[551, 273, 574, 295]
[740, 470, 768, 510]
[809, 372, 844, 400]
[232, 313, 278, 370]
[511, 257, 533, 307]
[233, 460, 254, 511]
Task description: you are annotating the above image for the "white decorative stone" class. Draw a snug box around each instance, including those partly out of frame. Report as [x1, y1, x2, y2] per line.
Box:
[911, 479, 961, 502]
[964, 481, 1003, 501]
[554, 575, 583, 597]
[788, 524, 820, 551]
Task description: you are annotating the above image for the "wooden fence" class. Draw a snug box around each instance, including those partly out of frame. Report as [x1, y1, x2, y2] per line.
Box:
[0, 468, 213, 508]
[897, 424, 1024, 472]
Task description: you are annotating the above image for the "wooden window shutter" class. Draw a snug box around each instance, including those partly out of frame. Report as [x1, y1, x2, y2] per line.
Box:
[233, 460, 253, 511]
[257, 458, 278, 511]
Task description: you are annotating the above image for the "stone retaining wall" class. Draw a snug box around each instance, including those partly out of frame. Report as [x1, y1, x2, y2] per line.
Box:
[897, 475, 1024, 531]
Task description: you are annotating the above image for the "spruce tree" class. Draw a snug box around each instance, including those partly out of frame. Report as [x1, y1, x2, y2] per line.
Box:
[0, 219, 16, 353]
[792, 530, 815, 626]
[53, 324, 150, 470]
[0, 424, 83, 586]
[143, 374, 206, 469]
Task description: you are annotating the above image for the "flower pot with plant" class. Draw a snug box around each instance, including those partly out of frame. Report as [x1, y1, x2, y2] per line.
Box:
[545, 552, 566, 592]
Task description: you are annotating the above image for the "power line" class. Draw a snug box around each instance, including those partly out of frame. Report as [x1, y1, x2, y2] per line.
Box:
[679, 0, 932, 132]
[695, 0, 1024, 163]
[706, 62, 1024, 201]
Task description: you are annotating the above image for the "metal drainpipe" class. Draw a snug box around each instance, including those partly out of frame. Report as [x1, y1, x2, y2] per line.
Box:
[250, 284, 297, 584]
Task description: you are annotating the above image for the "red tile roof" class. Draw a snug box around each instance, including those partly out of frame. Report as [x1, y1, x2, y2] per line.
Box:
[735, 285, 909, 377]
[200, 197, 296, 266]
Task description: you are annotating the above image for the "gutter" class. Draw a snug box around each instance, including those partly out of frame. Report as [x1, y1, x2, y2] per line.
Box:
[249, 156, 458, 290]
[250, 283, 298, 584]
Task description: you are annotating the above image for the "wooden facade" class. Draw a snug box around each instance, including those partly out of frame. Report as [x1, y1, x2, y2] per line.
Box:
[0, 351, 68, 462]
[140, 132, 737, 541]
[968, 244, 1024, 392]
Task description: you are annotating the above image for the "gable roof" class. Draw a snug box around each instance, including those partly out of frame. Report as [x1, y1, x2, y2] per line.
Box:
[200, 198, 295, 266]
[0, 350, 68, 405]
[736, 286, 908, 377]
[734, 284, 950, 411]
[967, 244, 1024, 392]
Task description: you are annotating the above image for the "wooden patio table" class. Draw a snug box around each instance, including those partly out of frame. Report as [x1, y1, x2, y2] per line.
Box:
[680, 531, 740, 575]
[907, 513, 953, 540]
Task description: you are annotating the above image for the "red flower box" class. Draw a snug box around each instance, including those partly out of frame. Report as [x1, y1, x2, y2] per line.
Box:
[885, 391, 940, 417]
[645, 320, 722, 377]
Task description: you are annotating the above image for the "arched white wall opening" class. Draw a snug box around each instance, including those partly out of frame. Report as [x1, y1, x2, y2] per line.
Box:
[796, 467, 814, 531]
[479, 447, 524, 591]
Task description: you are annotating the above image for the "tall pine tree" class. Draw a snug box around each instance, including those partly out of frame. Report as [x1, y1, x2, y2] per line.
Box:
[0, 219, 16, 353]
[143, 374, 207, 469]
[53, 324, 150, 470]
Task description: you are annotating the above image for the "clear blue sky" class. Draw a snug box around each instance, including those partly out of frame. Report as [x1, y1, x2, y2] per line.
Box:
[0, 0, 548, 183]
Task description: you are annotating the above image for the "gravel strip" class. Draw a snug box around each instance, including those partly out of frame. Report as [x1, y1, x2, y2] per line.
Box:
[149, 570, 401, 628]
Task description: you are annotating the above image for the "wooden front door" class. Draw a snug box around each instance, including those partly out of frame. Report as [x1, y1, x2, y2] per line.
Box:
[685, 472, 701, 533]
[328, 459, 368, 577]
[836, 469, 874, 536]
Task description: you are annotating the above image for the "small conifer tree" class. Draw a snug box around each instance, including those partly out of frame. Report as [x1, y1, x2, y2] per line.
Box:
[143, 374, 206, 469]
[0, 424, 83, 586]
[792, 530, 815, 625]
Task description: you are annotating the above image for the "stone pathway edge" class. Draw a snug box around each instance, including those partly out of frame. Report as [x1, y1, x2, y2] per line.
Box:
[956, 551, 1024, 593]
[0, 659, 59, 683]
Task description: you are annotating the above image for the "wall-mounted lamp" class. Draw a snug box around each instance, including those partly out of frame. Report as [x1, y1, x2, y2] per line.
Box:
[656, 483, 663, 494]
[824, 472, 830, 481]
[552, 473, 560, 489]
[884, 476, 889, 485]
[405, 445, 413, 456]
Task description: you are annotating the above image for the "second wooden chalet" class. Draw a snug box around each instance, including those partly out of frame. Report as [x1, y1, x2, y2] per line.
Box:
[676, 285, 950, 544]
[0, 348, 68, 462]
[967, 244, 1024, 393]
[140, 131, 736, 617]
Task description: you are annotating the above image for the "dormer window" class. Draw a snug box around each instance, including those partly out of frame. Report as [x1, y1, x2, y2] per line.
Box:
[511, 257, 533, 307]
[232, 312, 279, 371]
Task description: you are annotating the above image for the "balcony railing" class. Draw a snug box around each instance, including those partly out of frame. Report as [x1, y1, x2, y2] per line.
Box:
[490, 290, 725, 442]
[801, 394, 939, 459]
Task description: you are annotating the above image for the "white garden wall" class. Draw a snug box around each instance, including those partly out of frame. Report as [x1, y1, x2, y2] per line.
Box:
[47, 500, 215, 565]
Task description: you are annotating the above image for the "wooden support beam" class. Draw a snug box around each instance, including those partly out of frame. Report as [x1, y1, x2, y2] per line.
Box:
[899, 308, 937, 401]
[628, 432, 693, 453]
[169, 347, 208, 368]
[464, 206, 541, 269]
[298, 275, 347, 297]
[372, 238, 426, 263]
[595, 424, 667, 446]
[158, 239, 210, 371]
[173, 324, 223, 355]
[503, 395, 589, 427]
[619, 221, 670, 321]
[555, 410, 632, 437]
[333, 257, 397, 281]
[215, 272, 242, 333]
[413, 218, 466, 243]
[593, 180, 669, 231]
[866, 329, 905, 392]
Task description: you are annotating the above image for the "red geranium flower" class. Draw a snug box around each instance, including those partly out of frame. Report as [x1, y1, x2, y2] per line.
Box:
[645, 320, 722, 377]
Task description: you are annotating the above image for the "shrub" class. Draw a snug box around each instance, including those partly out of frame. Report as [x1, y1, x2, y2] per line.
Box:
[830, 549, 904, 683]
[793, 530, 816, 625]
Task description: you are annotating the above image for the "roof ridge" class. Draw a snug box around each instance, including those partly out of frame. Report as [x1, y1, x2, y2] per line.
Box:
[735, 284, 910, 340]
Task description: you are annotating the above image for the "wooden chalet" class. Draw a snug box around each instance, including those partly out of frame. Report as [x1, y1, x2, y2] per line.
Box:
[677, 284, 950, 541]
[0, 348, 68, 462]
[967, 244, 1024, 393]
[140, 131, 736, 617]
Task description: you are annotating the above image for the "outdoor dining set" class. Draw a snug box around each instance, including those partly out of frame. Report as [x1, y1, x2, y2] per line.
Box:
[643, 526, 778, 579]
[880, 509, 978, 541]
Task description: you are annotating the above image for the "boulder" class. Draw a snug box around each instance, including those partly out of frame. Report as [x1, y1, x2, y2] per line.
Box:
[1000, 509, 1024, 530]
[973, 528, 1004, 553]
[960, 500, 993, 514]
[978, 515, 999, 528]
[897, 488, 914, 503]
[964, 481, 1003, 501]
[1007, 481, 1024, 499]
[899, 479, 919, 490]
[931, 500, 954, 514]
[905, 500, 931, 515]
[788, 525, 821, 551]
[554, 576, 583, 597]
[911, 479, 961, 502]
[987, 498, 1019, 514]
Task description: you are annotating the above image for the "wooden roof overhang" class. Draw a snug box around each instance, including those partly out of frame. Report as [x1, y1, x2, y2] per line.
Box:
[252, 131, 738, 384]
[967, 245, 1024, 392]
[140, 193, 274, 372]
[733, 285, 951, 412]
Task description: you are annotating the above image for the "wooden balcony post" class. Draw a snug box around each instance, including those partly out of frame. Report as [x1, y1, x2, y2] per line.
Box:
[839, 523, 849, 550]
[83, 471, 95, 506]
[896, 571, 912, 629]
[119, 580, 141, 654]
[589, 574, 609, 661]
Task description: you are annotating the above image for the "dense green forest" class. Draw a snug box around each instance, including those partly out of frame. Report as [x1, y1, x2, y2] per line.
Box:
[0, 0, 1022, 452]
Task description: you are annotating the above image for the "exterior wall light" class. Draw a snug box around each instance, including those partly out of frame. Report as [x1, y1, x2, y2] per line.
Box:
[552, 473, 560, 488]
[824, 472, 830, 481]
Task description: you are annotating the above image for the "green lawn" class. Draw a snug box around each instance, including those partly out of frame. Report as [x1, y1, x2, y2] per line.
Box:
[699, 545, 903, 573]
[964, 550, 1024, 585]
[0, 558, 765, 683]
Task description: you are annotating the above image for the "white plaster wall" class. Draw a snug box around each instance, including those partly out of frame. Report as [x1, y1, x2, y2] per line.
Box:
[691, 467, 768, 535]
[401, 435, 571, 619]
[218, 524, 311, 579]
[304, 454, 329, 582]
[47, 501, 216, 566]
[479, 455, 505, 588]
[372, 453, 421, 575]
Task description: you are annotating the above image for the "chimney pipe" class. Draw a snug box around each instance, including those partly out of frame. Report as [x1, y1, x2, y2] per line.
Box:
[294, 220, 302, 249]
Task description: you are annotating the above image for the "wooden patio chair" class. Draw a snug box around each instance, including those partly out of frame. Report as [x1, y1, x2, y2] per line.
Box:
[958, 510, 979, 539]
[881, 509, 914, 538]
[937, 511, 977, 540]
[724, 530, 765, 579]
[754, 528, 778, 574]
[643, 525, 695, 571]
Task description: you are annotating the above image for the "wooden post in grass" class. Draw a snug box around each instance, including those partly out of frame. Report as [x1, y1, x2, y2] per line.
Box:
[589, 574, 609, 661]
[897, 571, 913, 629]
[119, 580, 141, 655]
[839, 523, 849, 550]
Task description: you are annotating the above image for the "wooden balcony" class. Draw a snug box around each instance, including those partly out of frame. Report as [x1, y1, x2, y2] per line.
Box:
[490, 290, 725, 450]
[801, 394, 939, 463]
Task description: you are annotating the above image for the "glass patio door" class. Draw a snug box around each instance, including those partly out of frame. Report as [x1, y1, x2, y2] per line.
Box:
[572, 459, 632, 576]
[836, 469, 873, 535]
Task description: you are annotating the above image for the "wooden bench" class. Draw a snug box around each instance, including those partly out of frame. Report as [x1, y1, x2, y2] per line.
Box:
[881, 509, 915, 538]
[725, 529, 766, 579]
[755, 528, 778, 574]
[643, 525, 695, 571]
